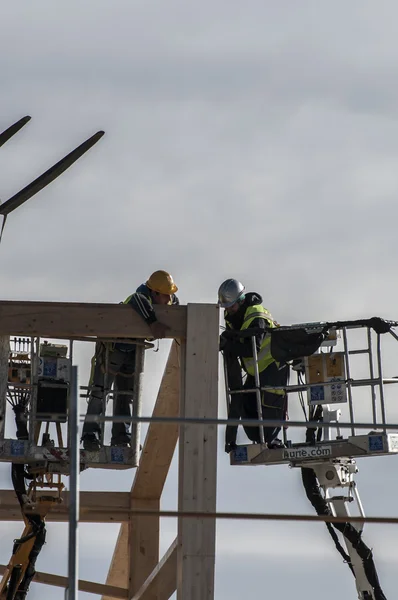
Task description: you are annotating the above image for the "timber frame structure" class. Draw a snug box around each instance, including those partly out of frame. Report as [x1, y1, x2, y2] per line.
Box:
[0, 300, 220, 600]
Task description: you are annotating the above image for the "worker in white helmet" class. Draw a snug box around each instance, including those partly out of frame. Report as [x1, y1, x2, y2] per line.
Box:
[218, 279, 288, 452]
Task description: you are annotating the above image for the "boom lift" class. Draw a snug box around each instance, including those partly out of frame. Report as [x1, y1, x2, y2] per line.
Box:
[1, 338, 66, 599]
[0, 465, 63, 600]
[0, 331, 145, 599]
[223, 316, 398, 600]
[0, 338, 70, 599]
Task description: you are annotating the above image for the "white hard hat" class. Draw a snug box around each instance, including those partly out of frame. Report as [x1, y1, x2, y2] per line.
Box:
[217, 279, 245, 308]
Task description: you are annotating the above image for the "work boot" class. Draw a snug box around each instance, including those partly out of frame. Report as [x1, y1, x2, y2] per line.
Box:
[111, 433, 131, 447]
[82, 433, 101, 452]
[268, 438, 285, 450]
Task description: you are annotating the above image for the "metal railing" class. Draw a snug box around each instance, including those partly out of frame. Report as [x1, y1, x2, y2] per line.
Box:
[222, 319, 398, 445]
[1, 335, 147, 466]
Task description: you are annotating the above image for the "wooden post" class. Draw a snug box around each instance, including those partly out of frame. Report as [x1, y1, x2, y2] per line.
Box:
[0, 336, 9, 442]
[177, 304, 219, 600]
[128, 498, 160, 600]
[102, 526, 129, 600]
[128, 341, 181, 598]
[131, 539, 178, 600]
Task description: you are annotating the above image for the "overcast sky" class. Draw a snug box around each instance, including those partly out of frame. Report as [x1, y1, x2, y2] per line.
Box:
[1, 1, 398, 599]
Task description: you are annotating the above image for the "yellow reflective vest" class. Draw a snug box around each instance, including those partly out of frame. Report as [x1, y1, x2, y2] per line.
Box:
[238, 304, 276, 375]
[226, 304, 283, 394]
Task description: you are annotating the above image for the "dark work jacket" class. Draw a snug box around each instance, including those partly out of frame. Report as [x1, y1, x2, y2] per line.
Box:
[223, 292, 269, 357]
[222, 292, 288, 387]
[223, 293, 288, 445]
[115, 284, 179, 351]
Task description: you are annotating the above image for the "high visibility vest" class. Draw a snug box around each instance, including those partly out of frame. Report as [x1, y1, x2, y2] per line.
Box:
[239, 305, 284, 396]
[109, 293, 150, 351]
[238, 305, 276, 376]
[226, 305, 284, 394]
[123, 289, 153, 308]
[123, 293, 151, 305]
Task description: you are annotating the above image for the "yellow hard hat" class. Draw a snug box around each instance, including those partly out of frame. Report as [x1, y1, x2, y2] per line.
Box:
[146, 270, 178, 295]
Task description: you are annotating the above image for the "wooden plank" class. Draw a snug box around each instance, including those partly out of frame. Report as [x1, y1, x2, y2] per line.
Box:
[132, 341, 181, 499]
[0, 336, 8, 442]
[0, 302, 187, 339]
[177, 304, 219, 600]
[131, 538, 177, 600]
[0, 564, 128, 598]
[129, 498, 160, 599]
[102, 525, 130, 600]
[0, 490, 132, 522]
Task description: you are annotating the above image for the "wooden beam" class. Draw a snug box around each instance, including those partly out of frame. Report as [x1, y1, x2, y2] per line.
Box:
[132, 340, 181, 500]
[102, 525, 129, 600]
[0, 490, 133, 522]
[177, 304, 219, 600]
[0, 301, 186, 339]
[128, 498, 160, 599]
[131, 539, 177, 600]
[0, 564, 128, 598]
[102, 341, 181, 600]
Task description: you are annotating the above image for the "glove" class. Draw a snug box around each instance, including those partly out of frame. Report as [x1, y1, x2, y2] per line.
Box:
[219, 331, 230, 351]
[369, 317, 393, 334]
[225, 441, 237, 454]
[149, 321, 170, 339]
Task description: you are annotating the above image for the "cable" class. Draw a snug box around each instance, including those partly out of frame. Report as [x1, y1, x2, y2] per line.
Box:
[81, 413, 398, 431]
[89, 507, 398, 525]
[302, 467, 387, 600]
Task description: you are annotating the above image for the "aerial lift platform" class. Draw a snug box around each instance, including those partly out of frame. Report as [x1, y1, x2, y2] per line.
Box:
[224, 318, 398, 600]
[0, 331, 147, 599]
[2, 335, 146, 472]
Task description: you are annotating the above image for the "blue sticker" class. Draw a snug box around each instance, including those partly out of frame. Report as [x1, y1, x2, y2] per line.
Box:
[10, 440, 25, 456]
[310, 385, 325, 403]
[368, 435, 384, 452]
[233, 446, 248, 463]
[110, 447, 125, 463]
[41, 357, 57, 378]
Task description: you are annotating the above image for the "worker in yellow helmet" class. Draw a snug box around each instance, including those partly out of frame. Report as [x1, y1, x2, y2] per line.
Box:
[81, 270, 179, 451]
[218, 279, 288, 453]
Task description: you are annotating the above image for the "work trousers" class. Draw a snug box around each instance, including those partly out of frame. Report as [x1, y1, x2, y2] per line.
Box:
[225, 356, 288, 446]
[82, 343, 135, 442]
